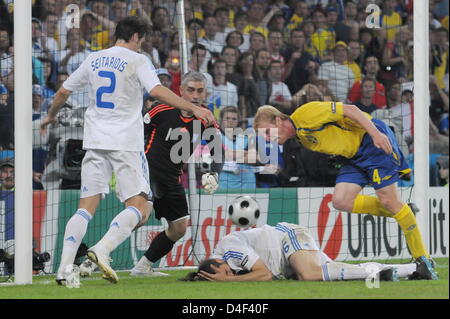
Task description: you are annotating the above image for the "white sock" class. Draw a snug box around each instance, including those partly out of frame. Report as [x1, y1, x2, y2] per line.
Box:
[322, 262, 417, 281]
[92, 206, 142, 256]
[57, 209, 92, 275]
[359, 262, 416, 279]
[391, 263, 416, 278]
[322, 262, 372, 281]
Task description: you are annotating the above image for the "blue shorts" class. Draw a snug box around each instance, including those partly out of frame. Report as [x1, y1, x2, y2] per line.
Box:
[336, 119, 411, 190]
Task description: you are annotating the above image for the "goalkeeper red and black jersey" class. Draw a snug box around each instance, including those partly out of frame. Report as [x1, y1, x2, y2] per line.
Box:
[143, 101, 222, 186]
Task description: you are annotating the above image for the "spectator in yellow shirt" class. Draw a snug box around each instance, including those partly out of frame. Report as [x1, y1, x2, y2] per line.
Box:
[243, 2, 269, 39]
[79, 6, 116, 52]
[311, 8, 335, 62]
[346, 40, 362, 82]
[381, 0, 403, 42]
[191, 0, 204, 20]
[300, 19, 320, 61]
[79, 12, 112, 51]
[287, 0, 310, 31]
[441, 15, 449, 31]
[432, 27, 449, 89]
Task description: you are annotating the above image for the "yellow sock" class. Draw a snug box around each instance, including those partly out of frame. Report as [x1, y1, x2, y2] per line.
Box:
[351, 195, 392, 217]
[393, 204, 430, 259]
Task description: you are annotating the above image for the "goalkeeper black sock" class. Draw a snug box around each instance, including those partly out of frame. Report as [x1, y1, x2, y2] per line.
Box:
[145, 231, 176, 263]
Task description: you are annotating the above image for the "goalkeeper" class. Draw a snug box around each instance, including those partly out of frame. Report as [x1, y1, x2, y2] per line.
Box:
[129, 71, 223, 276]
[252, 102, 438, 280]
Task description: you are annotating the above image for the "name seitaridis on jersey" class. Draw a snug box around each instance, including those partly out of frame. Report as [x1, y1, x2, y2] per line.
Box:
[91, 56, 128, 72]
[63, 46, 160, 152]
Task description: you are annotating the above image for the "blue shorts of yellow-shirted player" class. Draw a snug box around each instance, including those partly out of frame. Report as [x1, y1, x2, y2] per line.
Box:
[336, 118, 411, 189]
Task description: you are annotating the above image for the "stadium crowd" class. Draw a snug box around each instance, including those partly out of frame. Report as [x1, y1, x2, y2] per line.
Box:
[0, 0, 448, 189]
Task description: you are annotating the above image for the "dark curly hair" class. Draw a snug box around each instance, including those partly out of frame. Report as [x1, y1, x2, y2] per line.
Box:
[180, 258, 251, 281]
[180, 259, 223, 281]
[114, 16, 151, 42]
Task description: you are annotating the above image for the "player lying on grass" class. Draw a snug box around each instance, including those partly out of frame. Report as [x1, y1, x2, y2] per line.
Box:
[184, 223, 431, 282]
[252, 102, 438, 280]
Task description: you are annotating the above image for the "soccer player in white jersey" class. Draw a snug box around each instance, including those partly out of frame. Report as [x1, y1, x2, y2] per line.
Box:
[40, 16, 216, 285]
[188, 223, 427, 282]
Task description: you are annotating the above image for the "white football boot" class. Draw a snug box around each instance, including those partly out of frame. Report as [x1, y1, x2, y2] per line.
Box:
[79, 259, 98, 277]
[86, 249, 119, 283]
[130, 256, 169, 277]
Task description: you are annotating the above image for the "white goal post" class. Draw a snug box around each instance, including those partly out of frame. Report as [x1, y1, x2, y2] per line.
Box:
[413, 0, 430, 251]
[13, 0, 33, 285]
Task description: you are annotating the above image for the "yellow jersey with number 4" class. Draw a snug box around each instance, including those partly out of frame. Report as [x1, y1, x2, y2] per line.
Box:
[289, 101, 371, 158]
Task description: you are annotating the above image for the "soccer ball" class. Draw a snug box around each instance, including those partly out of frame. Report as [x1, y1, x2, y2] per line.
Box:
[228, 195, 260, 228]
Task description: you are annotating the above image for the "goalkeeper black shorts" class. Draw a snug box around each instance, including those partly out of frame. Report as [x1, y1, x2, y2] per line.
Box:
[150, 177, 189, 222]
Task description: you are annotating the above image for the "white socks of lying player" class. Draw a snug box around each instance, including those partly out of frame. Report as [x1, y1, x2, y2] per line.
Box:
[91, 206, 142, 257]
[321, 262, 417, 281]
[359, 262, 416, 278]
[321, 262, 369, 281]
[394, 263, 416, 277]
[57, 209, 92, 276]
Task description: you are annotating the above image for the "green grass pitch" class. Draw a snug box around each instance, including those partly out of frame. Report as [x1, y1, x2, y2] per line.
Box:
[0, 258, 448, 299]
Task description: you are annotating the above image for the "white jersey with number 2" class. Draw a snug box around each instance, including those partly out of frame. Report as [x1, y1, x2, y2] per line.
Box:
[63, 46, 161, 151]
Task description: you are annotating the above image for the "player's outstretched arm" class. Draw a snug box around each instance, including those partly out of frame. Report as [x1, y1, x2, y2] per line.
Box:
[198, 260, 273, 282]
[40, 87, 72, 135]
[343, 104, 393, 154]
[150, 85, 216, 126]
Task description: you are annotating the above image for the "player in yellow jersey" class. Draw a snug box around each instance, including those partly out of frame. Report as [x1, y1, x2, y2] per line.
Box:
[253, 102, 438, 280]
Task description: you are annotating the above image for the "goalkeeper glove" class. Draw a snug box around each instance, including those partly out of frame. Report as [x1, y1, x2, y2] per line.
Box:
[202, 172, 219, 194]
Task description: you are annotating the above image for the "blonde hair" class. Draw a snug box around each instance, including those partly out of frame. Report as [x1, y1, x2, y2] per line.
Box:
[253, 105, 289, 129]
